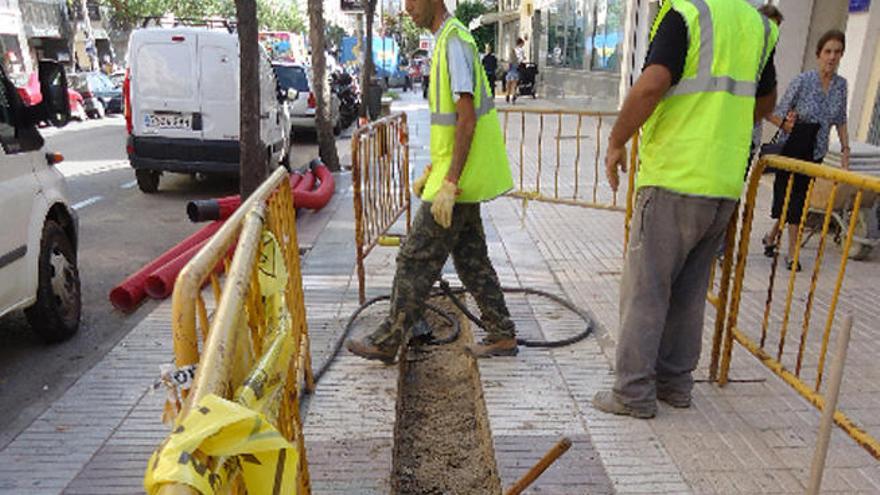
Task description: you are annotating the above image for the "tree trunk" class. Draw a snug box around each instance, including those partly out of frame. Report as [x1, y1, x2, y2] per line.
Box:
[360, 0, 377, 120]
[236, 0, 267, 199]
[308, 0, 341, 172]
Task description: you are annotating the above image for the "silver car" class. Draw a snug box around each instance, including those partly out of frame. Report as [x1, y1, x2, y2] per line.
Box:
[273, 62, 341, 136]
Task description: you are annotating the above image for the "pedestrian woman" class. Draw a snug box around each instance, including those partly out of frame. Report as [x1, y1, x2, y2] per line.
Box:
[762, 29, 850, 271]
[505, 38, 525, 103]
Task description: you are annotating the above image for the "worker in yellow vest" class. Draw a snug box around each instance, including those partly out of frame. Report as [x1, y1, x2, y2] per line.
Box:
[594, 0, 779, 418]
[346, 0, 516, 363]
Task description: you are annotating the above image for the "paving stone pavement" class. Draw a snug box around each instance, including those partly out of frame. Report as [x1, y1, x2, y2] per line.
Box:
[1, 89, 878, 494]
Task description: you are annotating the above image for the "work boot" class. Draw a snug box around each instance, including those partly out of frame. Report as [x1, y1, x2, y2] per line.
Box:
[345, 336, 399, 364]
[465, 337, 518, 358]
[591, 390, 656, 419]
[656, 388, 691, 408]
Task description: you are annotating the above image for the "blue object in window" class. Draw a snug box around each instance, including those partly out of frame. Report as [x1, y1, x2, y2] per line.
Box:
[849, 0, 870, 13]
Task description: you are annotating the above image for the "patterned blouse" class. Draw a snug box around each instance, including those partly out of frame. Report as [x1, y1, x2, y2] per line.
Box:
[773, 70, 848, 161]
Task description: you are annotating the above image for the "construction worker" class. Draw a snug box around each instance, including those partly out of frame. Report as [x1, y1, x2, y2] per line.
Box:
[345, 0, 516, 363]
[594, 0, 779, 419]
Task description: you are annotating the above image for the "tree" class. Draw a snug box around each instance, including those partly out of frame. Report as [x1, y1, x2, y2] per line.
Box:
[359, 0, 377, 120]
[308, 0, 341, 171]
[236, 0, 266, 199]
[454, 0, 494, 54]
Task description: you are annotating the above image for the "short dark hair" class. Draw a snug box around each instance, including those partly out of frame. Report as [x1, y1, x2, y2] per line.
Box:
[816, 29, 845, 56]
[516, 38, 524, 45]
[758, 4, 783, 24]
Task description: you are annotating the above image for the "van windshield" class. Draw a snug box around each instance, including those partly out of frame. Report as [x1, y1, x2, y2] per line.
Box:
[273, 65, 309, 92]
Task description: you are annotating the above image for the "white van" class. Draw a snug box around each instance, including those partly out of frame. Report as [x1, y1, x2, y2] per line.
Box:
[126, 27, 290, 193]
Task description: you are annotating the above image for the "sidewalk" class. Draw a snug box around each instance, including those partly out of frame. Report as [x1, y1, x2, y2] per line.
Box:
[1, 89, 878, 494]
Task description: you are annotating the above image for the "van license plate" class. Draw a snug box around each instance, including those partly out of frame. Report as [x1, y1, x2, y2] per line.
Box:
[144, 113, 192, 130]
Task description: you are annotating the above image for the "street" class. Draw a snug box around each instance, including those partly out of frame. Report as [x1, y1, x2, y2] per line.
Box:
[0, 115, 323, 449]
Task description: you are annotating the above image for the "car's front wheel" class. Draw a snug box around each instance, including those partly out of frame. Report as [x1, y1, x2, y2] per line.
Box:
[25, 220, 81, 343]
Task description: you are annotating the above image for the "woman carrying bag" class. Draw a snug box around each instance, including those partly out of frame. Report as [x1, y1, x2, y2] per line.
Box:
[761, 29, 850, 271]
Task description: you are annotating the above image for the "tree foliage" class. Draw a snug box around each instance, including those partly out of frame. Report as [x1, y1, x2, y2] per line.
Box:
[454, 0, 494, 54]
[382, 13, 423, 55]
[325, 22, 347, 53]
[100, 0, 304, 32]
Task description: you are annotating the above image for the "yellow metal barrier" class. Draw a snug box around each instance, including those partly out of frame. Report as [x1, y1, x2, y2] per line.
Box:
[497, 107, 636, 214]
[716, 154, 880, 460]
[148, 167, 315, 494]
[352, 112, 411, 304]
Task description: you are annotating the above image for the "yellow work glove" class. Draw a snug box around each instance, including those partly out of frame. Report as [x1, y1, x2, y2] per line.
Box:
[412, 164, 432, 197]
[430, 179, 459, 229]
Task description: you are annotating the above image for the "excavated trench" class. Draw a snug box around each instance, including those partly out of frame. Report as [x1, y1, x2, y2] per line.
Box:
[391, 296, 502, 494]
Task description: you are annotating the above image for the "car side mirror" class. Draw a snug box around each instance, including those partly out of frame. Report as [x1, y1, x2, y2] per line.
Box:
[37, 60, 70, 128]
[287, 88, 299, 101]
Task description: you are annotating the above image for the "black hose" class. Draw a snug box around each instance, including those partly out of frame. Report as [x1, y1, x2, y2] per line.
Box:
[309, 279, 595, 387]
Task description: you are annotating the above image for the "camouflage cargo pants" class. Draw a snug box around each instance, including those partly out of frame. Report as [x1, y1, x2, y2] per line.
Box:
[370, 202, 515, 348]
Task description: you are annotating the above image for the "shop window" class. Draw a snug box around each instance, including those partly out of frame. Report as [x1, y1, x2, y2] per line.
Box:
[589, 0, 624, 72]
[546, 0, 588, 69]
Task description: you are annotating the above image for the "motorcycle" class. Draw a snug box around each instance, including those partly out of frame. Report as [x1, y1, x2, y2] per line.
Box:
[331, 70, 360, 129]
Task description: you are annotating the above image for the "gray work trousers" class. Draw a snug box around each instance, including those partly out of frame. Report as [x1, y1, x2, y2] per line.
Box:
[614, 187, 737, 410]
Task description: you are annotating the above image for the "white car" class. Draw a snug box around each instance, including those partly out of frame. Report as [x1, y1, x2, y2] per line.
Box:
[126, 27, 291, 192]
[0, 61, 81, 342]
[273, 61, 341, 136]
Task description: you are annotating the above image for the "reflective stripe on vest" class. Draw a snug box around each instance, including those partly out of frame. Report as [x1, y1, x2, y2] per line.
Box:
[666, 0, 770, 98]
[637, 0, 779, 200]
[422, 17, 512, 203]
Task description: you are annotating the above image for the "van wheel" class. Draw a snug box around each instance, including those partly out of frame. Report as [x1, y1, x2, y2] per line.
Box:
[136, 170, 160, 193]
[25, 220, 81, 343]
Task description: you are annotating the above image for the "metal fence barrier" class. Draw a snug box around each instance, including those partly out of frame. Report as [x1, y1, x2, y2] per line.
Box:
[352, 112, 411, 304]
[712, 154, 880, 460]
[146, 167, 315, 494]
[497, 108, 635, 201]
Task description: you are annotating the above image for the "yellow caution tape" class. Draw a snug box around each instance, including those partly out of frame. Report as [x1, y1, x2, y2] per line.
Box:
[144, 394, 299, 495]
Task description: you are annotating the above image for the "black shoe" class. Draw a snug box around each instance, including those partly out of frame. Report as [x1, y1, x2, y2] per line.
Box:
[785, 258, 802, 272]
[762, 235, 777, 258]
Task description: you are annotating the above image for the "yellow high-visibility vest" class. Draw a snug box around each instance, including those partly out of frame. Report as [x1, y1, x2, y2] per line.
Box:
[421, 17, 513, 203]
[638, 0, 779, 199]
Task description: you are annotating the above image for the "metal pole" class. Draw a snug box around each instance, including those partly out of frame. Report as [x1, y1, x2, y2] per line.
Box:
[806, 315, 854, 495]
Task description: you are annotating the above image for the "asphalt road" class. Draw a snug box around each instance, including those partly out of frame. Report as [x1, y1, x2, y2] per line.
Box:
[0, 116, 322, 448]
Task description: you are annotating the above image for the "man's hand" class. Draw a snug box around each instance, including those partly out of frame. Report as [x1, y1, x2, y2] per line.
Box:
[431, 179, 459, 228]
[412, 164, 432, 197]
[605, 143, 627, 193]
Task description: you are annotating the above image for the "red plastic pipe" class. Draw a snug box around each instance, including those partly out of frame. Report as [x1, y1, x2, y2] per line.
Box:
[186, 172, 305, 222]
[109, 220, 223, 312]
[143, 238, 208, 299]
[144, 236, 237, 300]
[294, 164, 335, 209]
[295, 170, 315, 192]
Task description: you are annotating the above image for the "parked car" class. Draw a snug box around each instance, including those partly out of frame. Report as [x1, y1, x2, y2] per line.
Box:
[273, 61, 342, 136]
[126, 27, 291, 193]
[68, 71, 123, 118]
[0, 61, 82, 342]
[68, 88, 86, 121]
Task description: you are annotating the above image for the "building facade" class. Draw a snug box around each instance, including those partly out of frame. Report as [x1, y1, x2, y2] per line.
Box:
[0, 0, 31, 74]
